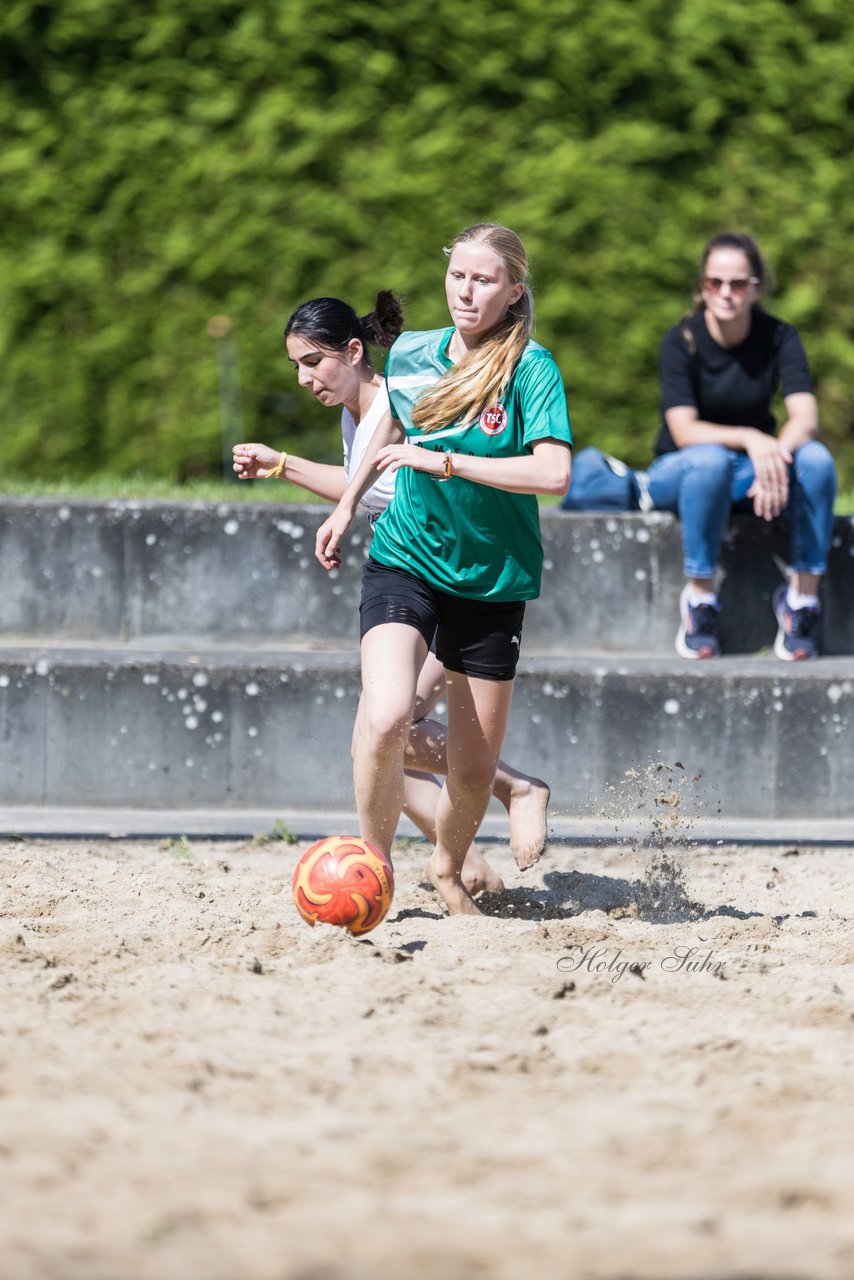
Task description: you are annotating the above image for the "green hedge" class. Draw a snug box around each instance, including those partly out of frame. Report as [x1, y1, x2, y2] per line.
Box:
[2, 0, 852, 483]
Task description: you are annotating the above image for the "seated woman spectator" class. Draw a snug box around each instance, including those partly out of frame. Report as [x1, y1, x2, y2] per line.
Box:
[646, 231, 837, 660]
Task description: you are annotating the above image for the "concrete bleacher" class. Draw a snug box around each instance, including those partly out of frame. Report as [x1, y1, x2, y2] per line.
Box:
[0, 497, 852, 827]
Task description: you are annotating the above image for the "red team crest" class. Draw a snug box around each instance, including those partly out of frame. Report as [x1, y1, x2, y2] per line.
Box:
[478, 404, 508, 435]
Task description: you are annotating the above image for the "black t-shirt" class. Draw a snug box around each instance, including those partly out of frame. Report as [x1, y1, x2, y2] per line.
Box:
[655, 308, 814, 456]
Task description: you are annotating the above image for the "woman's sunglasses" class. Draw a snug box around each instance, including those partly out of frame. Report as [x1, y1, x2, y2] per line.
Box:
[702, 276, 760, 295]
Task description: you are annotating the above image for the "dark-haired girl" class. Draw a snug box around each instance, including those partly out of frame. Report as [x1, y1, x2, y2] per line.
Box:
[233, 292, 551, 896]
[647, 232, 837, 660]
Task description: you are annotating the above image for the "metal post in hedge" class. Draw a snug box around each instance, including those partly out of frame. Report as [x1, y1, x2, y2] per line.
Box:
[207, 315, 242, 483]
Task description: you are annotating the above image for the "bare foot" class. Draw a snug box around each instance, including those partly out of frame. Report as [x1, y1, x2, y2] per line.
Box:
[426, 854, 483, 916]
[508, 778, 550, 871]
[462, 846, 505, 896]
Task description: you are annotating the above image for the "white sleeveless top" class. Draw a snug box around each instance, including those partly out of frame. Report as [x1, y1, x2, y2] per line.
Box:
[340, 381, 397, 518]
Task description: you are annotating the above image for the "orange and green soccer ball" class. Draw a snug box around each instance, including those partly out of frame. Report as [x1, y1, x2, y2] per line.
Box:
[292, 836, 394, 936]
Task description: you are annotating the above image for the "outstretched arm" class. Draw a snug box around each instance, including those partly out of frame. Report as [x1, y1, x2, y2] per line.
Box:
[232, 442, 349, 504]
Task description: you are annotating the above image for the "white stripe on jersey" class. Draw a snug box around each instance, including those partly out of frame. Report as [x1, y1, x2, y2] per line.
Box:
[406, 421, 474, 445]
[386, 373, 437, 390]
[387, 365, 475, 444]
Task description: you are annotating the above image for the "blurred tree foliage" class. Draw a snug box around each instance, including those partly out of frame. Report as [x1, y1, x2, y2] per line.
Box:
[1, 0, 853, 484]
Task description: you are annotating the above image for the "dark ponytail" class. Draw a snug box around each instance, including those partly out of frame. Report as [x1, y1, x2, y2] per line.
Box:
[284, 292, 404, 363]
[360, 290, 404, 349]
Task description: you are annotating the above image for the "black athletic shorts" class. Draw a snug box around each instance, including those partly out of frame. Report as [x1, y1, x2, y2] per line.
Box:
[359, 558, 525, 682]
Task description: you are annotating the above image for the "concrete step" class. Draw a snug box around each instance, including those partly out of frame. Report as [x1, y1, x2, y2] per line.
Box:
[1, 645, 851, 820]
[2, 499, 852, 655]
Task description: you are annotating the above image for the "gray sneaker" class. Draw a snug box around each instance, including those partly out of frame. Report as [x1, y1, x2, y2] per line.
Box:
[773, 585, 820, 661]
[676, 585, 721, 659]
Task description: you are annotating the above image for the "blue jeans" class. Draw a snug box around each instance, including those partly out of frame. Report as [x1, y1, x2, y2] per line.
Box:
[646, 441, 837, 580]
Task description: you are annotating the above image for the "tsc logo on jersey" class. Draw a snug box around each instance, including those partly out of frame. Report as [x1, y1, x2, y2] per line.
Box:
[478, 404, 508, 436]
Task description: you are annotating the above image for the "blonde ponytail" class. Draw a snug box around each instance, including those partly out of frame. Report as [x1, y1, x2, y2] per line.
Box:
[411, 224, 535, 434]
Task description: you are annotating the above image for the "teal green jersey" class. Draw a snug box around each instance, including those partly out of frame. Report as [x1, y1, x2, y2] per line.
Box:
[370, 327, 572, 601]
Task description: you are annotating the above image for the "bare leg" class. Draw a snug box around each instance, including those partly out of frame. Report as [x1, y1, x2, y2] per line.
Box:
[355, 653, 504, 893]
[352, 685, 504, 894]
[490, 765, 550, 871]
[427, 670, 515, 916]
[355, 624, 427, 858]
[792, 571, 821, 595]
[412, 650, 446, 720]
[688, 576, 716, 594]
[401, 768, 504, 895]
[405, 706, 550, 872]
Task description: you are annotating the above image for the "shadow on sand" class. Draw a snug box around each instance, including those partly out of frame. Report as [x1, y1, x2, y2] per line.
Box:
[475, 861, 765, 925]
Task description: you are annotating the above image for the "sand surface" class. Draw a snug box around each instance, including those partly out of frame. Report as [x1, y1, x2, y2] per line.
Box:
[1, 821, 852, 1280]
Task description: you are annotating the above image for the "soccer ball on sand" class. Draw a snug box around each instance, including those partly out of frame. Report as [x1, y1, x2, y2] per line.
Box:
[292, 836, 394, 936]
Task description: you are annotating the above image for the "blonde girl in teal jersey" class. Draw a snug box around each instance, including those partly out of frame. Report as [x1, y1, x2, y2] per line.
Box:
[316, 225, 572, 917]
